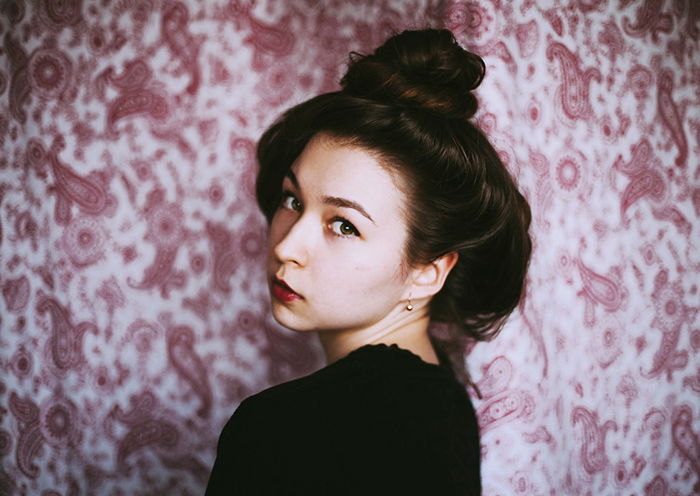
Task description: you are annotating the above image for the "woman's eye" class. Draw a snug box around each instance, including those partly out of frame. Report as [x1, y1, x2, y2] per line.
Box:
[281, 193, 302, 212]
[329, 219, 360, 237]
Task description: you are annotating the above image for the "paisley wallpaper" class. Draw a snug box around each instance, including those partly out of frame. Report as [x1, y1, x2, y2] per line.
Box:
[0, 0, 698, 494]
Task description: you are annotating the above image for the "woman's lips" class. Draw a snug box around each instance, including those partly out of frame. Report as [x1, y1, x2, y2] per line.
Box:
[271, 277, 302, 303]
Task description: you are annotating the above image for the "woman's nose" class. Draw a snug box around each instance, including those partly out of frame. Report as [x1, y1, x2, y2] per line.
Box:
[272, 215, 309, 267]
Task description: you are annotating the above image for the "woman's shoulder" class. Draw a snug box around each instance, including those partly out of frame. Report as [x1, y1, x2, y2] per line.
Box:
[212, 343, 482, 494]
[236, 343, 476, 423]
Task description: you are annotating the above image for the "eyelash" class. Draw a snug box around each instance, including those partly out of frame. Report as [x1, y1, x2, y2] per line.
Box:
[329, 217, 360, 238]
[280, 191, 361, 238]
[280, 191, 303, 212]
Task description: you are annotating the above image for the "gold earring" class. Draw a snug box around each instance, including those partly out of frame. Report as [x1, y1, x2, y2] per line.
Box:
[406, 297, 413, 311]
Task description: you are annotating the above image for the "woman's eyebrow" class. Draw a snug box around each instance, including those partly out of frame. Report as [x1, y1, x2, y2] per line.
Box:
[285, 170, 300, 189]
[286, 169, 375, 224]
[322, 196, 375, 224]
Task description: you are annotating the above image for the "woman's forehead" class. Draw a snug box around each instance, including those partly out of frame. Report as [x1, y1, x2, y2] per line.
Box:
[292, 134, 408, 188]
[289, 136, 409, 224]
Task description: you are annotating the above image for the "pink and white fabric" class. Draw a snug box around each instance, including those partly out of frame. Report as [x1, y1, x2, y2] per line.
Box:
[0, 1, 698, 494]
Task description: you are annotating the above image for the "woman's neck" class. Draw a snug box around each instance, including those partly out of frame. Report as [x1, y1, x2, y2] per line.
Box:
[317, 308, 439, 366]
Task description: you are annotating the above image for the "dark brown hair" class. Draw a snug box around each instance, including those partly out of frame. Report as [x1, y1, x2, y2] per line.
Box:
[256, 29, 531, 381]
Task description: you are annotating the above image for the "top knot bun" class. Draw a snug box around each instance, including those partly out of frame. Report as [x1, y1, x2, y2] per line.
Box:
[340, 29, 485, 120]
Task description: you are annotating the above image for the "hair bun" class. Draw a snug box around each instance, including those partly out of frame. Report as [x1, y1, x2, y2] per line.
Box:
[340, 29, 485, 120]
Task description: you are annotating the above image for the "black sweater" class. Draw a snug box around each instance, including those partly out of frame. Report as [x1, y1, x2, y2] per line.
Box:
[205, 343, 481, 495]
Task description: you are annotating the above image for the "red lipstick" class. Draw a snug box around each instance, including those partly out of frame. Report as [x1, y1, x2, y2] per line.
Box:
[271, 277, 302, 303]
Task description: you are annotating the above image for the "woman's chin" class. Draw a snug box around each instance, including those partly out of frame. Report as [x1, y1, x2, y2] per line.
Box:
[269, 303, 313, 333]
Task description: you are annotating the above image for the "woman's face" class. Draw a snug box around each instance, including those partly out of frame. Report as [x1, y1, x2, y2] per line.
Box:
[267, 134, 413, 334]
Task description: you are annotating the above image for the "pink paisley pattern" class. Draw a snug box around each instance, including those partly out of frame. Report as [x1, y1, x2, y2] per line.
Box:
[36, 296, 94, 371]
[9, 393, 42, 479]
[27, 48, 73, 100]
[107, 89, 170, 136]
[0, 1, 698, 494]
[671, 406, 700, 493]
[161, 1, 201, 95]
[622, 0, 673, 41]
[166, 325, 213, 418]
[47, 141, 109, 224]
[572, 406, 618, 475]
[546, 41, 601, 121]
[5, 32, 31, 124]
[39, 0, 83, 29]
[614, 138, 667, 217]
[656, 69, 688, 168]
[643, 270, 690, 380]
[39, 395, 80, 448]
[2, 275, 30, 313]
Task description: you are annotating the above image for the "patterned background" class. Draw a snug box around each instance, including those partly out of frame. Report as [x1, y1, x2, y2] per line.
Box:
[1, 0, 698, 494]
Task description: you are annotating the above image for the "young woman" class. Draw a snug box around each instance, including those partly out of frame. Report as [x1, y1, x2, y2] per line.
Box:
[206, 28, 531, 495]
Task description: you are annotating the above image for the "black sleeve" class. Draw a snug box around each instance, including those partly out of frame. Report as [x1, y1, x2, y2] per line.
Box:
[205, 399, 260, 496]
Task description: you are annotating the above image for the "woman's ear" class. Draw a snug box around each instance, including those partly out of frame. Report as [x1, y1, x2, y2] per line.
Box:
[406, 252, 459, 300]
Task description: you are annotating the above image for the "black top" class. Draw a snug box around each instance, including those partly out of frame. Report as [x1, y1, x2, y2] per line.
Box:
[205, 343, 481, 495]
